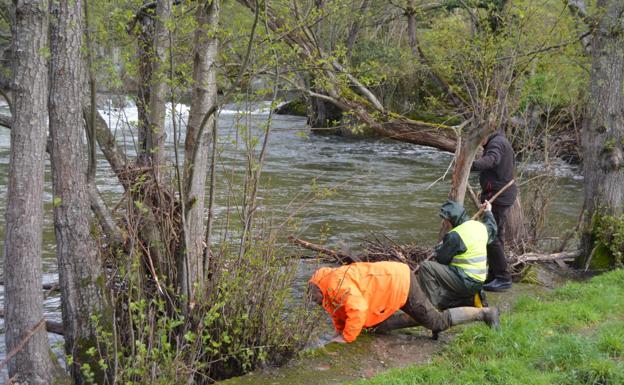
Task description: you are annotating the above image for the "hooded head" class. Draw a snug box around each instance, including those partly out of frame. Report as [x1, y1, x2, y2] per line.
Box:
[438, 200, 470, 227]
[308, 267, 334, 306]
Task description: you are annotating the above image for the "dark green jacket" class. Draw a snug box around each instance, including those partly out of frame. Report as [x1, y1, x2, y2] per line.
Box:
[435, 201, 497, 288]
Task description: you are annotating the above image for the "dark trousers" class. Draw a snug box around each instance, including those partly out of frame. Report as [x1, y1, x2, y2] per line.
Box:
[400, 272, 452, 332]
[417, 260, 477, 310]
[488, 204, 512, 281]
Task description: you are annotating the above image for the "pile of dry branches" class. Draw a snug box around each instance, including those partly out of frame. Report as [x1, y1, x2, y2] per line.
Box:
[291, 234, 580, 275]
[290, 235, 431, 270]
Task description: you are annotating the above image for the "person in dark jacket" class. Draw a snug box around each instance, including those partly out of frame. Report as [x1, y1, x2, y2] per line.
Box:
[471, 131, 518, 292]
[417, 200, 497, 310]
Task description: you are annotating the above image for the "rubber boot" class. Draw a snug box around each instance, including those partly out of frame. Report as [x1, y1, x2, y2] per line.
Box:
[373, 313, 419, 333]
[448, 307, 500, 329]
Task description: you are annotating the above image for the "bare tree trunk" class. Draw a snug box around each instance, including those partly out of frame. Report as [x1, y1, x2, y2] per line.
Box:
[405, 2, 418, 57]
[345, 0, 369, 59]
[132, 0, 171, 284]
[136, 0, 170, 176]
[505, 197, 527, 250]
[136, 9, 153, 162]
[579, 0, 624, 268]
[439, 121, 489, 239]
[403, 0, 466, 109]
[48, 1, 113, 383]
[182, 0, 220, 300]
[3, 1, 69, 383]
[146, 0, 171, 179]
[447, 125, 484, 204]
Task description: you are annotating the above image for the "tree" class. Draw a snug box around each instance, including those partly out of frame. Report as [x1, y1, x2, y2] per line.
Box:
[48, 0, 113, 382]
[183, 0, 220, 299]
[578, 0, 624, 269]
[3, 0, 69, 383]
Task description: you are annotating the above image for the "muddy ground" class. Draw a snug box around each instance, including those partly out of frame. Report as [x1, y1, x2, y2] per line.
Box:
[220, 265, 579, 385]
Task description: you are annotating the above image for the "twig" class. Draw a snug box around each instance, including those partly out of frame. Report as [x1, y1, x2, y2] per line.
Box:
[584, 245, 597, 272]
[0, 281, 59, 291]
[0, 310, 63, 335]
[426, 157, 454, 190]
[288, 236, 361, 263]
[557, 204, 585, 252]
[467, 183, 480, 210]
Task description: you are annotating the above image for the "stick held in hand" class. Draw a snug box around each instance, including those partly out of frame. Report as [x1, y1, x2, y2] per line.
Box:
[471, 179, 516, 220]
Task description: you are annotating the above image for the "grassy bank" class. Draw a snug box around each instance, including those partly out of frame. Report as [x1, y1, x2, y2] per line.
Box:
[353, 269, 624, 385]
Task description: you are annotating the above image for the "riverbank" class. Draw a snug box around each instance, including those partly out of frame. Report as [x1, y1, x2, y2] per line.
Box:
[354, 268, 624, 385]
[219, 265, 596, 385]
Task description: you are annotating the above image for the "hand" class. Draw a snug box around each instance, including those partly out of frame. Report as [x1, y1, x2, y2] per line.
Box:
[331, 335, 347, 344]
[482, 200, 492, 212]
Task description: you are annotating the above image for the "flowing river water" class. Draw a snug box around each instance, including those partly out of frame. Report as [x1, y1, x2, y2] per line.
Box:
[0, 100, 584, 374]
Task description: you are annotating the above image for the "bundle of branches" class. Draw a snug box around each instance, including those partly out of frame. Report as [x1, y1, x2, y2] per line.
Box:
[290, 235, 432, 271]
[291, 235, 581, 277]
[360, 235, 431, 271]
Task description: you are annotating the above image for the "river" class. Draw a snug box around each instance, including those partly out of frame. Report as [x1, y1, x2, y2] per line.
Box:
[0, 99, 584, 372]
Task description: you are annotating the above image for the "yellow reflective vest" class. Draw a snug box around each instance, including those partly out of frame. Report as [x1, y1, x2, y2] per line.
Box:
[449, 220, 488, 282]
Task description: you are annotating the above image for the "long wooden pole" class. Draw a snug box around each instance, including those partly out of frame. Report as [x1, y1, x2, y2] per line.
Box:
[470, 179, 516, 219]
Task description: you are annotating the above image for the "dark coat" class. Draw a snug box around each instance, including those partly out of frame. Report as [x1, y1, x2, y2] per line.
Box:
[472, 132, 518, 206]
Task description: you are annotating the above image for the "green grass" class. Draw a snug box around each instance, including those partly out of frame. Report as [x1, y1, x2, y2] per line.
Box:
[351, 269, 624, 385]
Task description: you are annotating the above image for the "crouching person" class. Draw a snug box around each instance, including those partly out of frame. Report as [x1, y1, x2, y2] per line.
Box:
[419, 200, 497, 310]
[308, 261, 499, 343]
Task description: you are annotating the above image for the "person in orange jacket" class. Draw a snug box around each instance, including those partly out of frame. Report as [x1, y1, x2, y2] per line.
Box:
[308, 261, 499, 343]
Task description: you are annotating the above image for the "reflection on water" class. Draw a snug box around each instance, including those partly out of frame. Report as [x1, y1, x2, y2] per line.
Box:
[0, 99, 584, 363]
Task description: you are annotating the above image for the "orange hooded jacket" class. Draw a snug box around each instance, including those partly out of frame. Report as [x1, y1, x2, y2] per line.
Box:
[309, 261, 411, 343]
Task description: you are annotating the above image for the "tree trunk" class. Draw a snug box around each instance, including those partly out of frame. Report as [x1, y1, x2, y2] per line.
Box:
[3, 1, 69, 383]
[49, 1, 113, 383]
[505, 196, 527, 251]
[145, 0, 171, 179]
[132, 0, 171, 285]
[136, 6, 153, 162]
[308, 91, 343, 128]
[344, 0, 369, 59]
[404, 1, 466, 109]
[447, 125, 484, 204]
[439, 121, 489, 239]
[136, 0, 170, 176]
[578, 0, 624, 268]
[182, 0, 220, 300]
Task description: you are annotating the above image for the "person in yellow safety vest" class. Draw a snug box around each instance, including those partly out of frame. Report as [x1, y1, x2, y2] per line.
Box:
[418, 200, 497, 310]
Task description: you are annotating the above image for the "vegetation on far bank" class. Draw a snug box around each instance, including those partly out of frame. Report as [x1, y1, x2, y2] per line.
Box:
[352, 269, 624, 385]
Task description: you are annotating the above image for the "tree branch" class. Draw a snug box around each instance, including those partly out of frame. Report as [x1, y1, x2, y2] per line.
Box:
[85, 105, 128, 184]
[0, 112, 10, 128]
[332, 60, 385, 111]
[88, 182, 124, 245]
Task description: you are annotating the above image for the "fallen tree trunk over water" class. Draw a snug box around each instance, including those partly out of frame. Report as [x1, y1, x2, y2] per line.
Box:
[510, 250, 581, 270]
